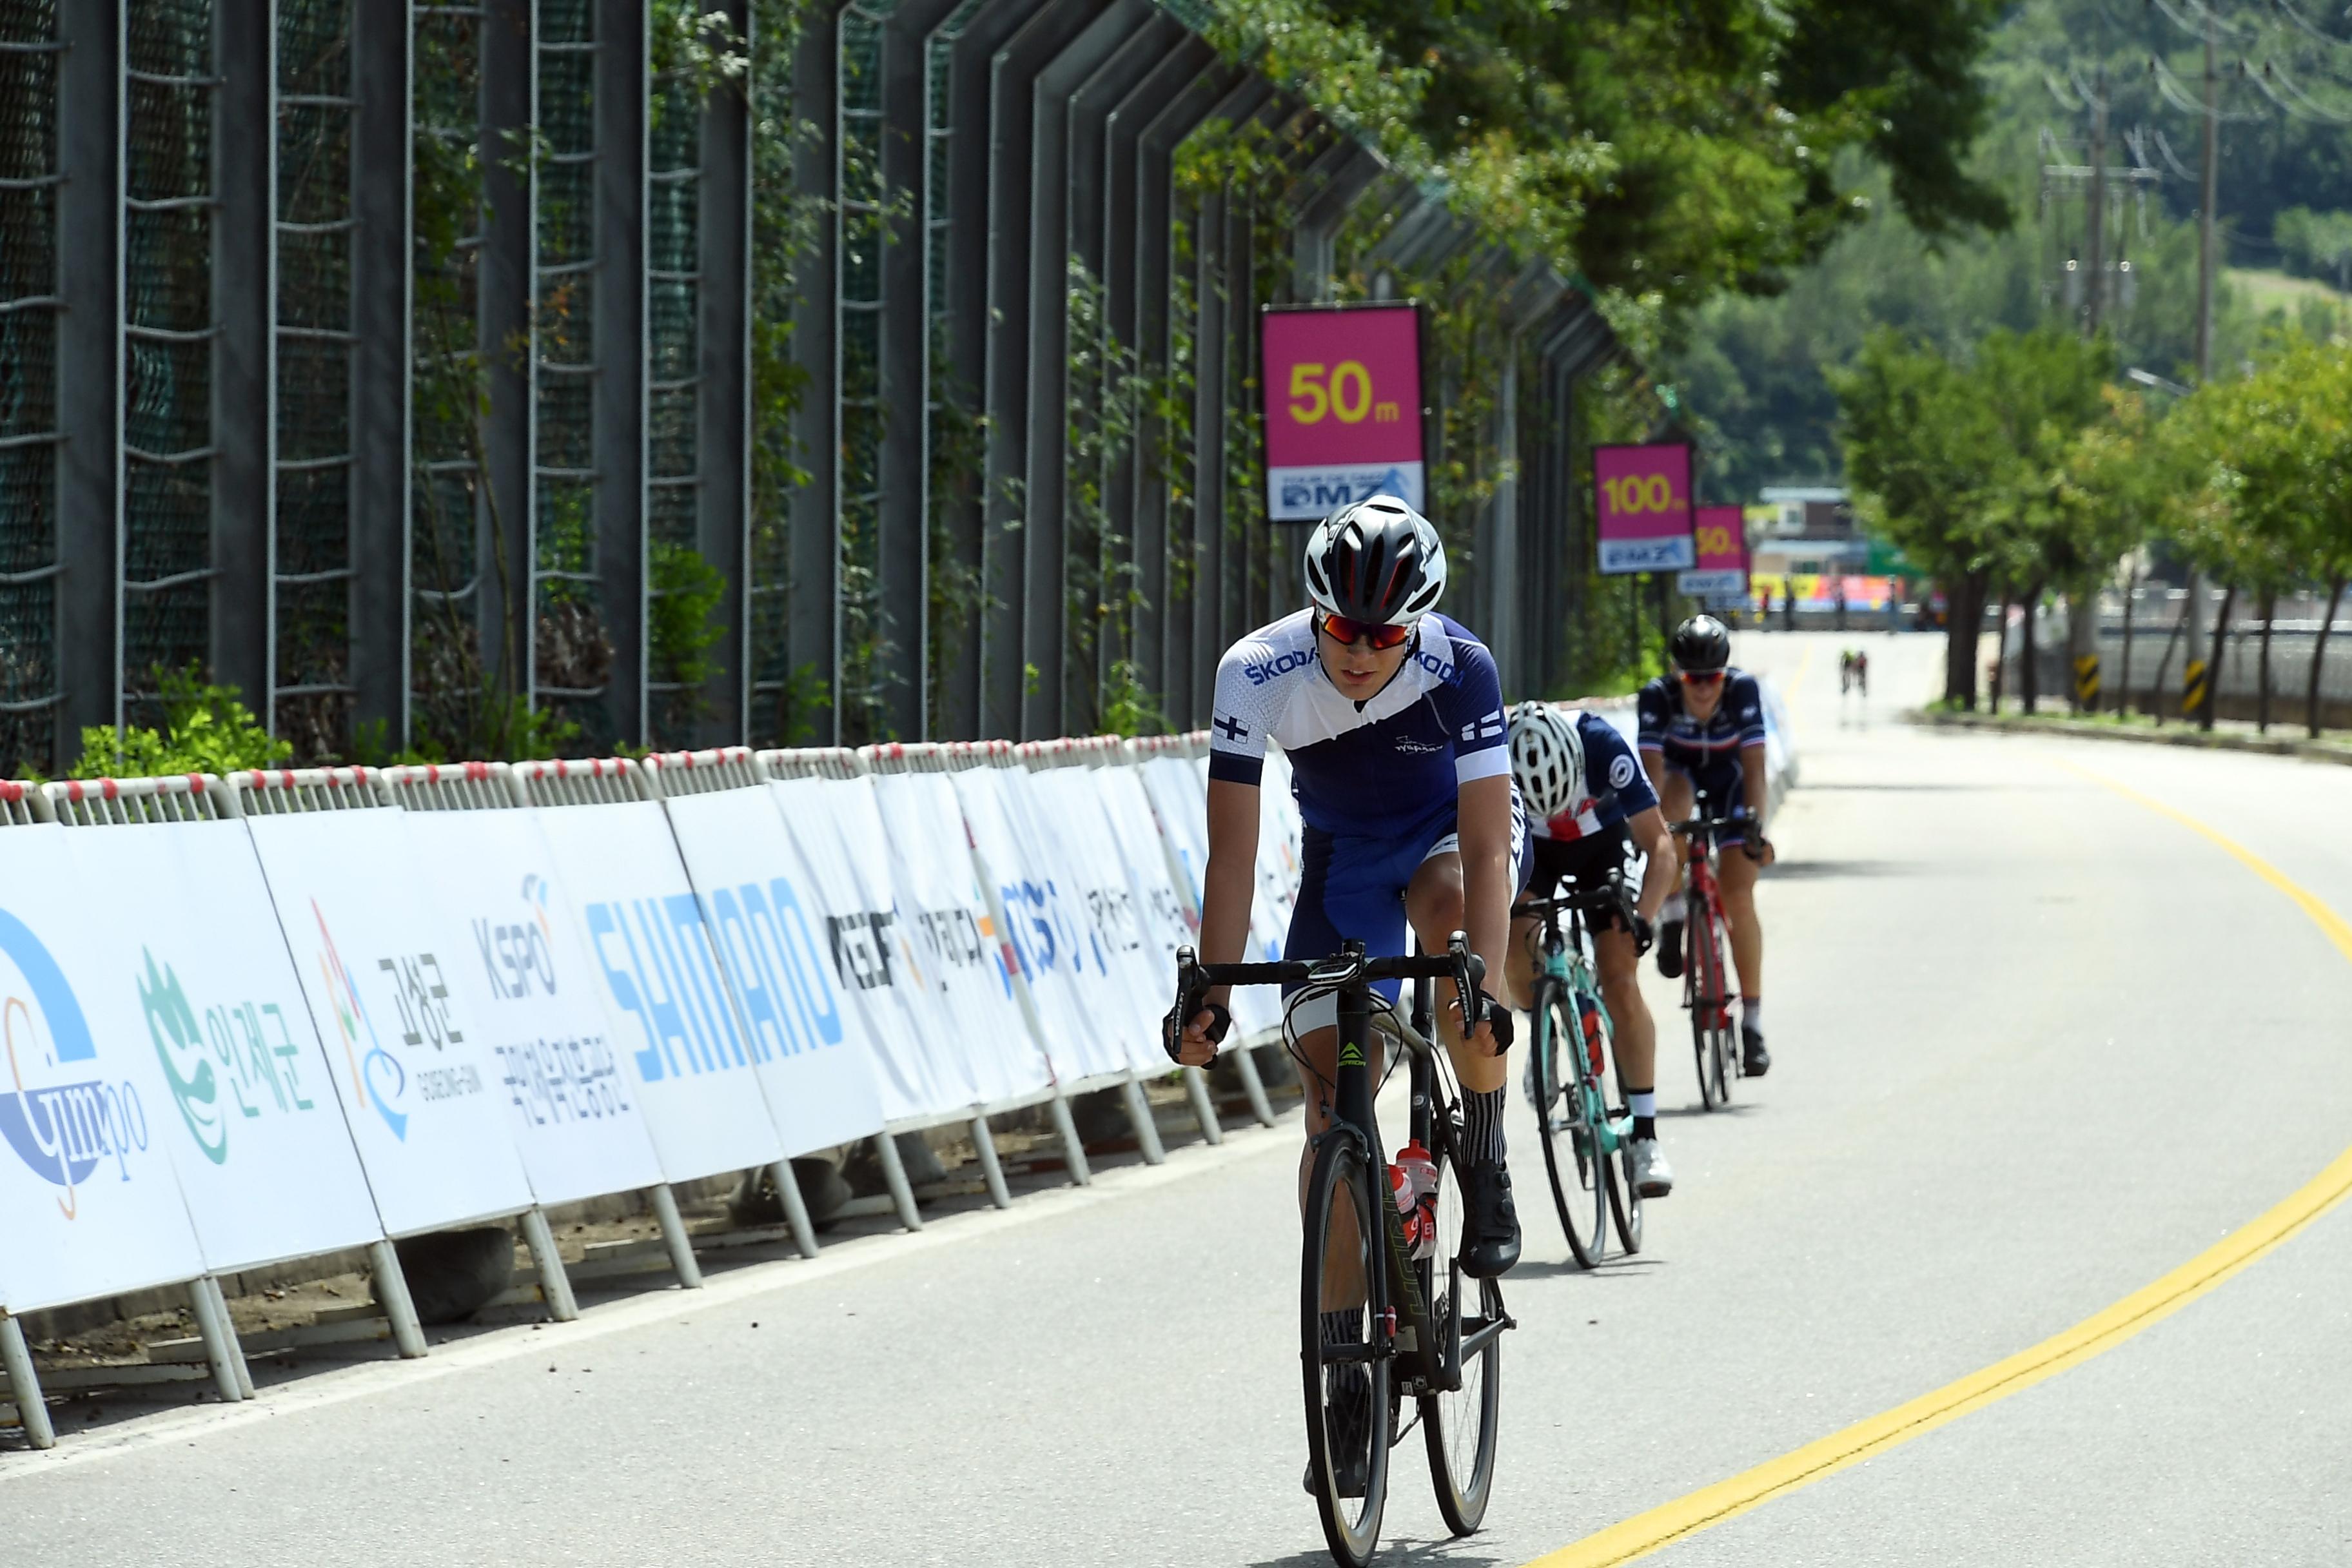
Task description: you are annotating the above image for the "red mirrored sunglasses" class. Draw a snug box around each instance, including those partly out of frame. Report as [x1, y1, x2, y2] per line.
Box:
[1317, 612, 1413, 651]
[1678, 669, 1727, 687]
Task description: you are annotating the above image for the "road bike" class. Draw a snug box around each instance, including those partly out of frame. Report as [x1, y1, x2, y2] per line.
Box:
[1672, 812, 1745, 1110]
[1520, 885, 1642, 1268]
[1175, 934, 1512, 1567]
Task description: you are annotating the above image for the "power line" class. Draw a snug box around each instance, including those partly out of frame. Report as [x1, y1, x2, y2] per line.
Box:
[2248, 57, 2352, 119]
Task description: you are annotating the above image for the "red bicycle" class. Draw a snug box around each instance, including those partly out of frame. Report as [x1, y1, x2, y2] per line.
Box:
[1671, 814, 1744, 1110]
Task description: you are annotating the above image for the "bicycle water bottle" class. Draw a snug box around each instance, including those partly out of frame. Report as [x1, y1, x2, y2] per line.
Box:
[1396, 1141, 1439, 1261]
[1576, 991, 1606, 1079]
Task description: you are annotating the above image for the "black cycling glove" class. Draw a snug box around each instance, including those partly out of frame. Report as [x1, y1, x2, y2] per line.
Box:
[1629, 913, 1654, 957]
[1162, 999, 1231, 1063]
[1742, 834, 1770, 863]
[1475, 990, 1513, 1051]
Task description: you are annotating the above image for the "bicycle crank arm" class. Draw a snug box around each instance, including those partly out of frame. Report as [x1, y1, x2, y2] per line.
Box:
[1457, 1313, 1516, 1363]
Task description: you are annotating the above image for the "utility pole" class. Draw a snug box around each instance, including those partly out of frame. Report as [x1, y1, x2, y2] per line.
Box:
[2086, 64, 2108, 334]
[2194, 15, 2219, 381]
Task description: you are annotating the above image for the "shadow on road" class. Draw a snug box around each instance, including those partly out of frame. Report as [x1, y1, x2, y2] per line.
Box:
[1761, 858, 1908, 880]
[1507, 1254, 1665, 1282]
[1251, 1535, 1509, 1567]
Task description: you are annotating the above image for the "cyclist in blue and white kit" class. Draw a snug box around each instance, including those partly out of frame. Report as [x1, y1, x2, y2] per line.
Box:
[1637, 614, 1777, 1076]
[1168, 496, 1527, 1281]
[1503, 701, 1681, 1195]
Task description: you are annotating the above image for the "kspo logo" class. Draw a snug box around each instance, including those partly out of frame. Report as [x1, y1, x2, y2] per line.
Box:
[1243, 648, 1313, 686]
[0, 906, 150, 1215]
[827, 911, 897, 991]
[475, 874, 561, 1001]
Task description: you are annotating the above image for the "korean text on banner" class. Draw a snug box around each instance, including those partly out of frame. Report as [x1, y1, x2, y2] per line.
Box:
[768, 776, 977, 1125]
[245, 809, 535, 1237]
[1137, 755, 1280, 1038]
[952, 766, 1132, 1083]
[402, 810, 666, 1207]
[1262, 304, 1424, 520]
[62, 819, 380, 1276]
[1019, 768, 1169, 1074]
[0, 823, 208, 1312]
[664, 783, 890, 1148]
[1594, 442, 1695, 574]
[868, 772, 1053, 1107]
[1677, 504, 1749, 598]
[531, 800, 788, 1182]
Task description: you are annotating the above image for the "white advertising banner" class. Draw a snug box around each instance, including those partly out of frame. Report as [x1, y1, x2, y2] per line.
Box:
[951, 767, 1132, 1084]
[532, 800, 789, 1180]
[1017, 768, 1167, 1073]
[59, 820, 381, 1277]
[246, 809, 535, 1237]
[767, 778, 978, 1124]
[402, 810, 667, 1206]
[660, 785, 888, 1152]
[1136, 756, 1278, 1037]
[0, 824, 208, 1312]
[1095, 764, 1200, 994]
[867, 772, 1053, 1108]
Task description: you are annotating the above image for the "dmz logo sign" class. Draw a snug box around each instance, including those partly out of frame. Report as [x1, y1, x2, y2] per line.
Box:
[0, 906, 151, 1216]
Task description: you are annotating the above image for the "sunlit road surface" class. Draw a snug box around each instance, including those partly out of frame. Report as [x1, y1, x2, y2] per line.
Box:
[13, 628, 2352, 1565]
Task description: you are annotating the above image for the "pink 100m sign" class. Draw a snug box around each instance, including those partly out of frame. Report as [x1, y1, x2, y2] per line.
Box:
[1592, 442, 1695, 574]
[1260, 304, 1424, 520]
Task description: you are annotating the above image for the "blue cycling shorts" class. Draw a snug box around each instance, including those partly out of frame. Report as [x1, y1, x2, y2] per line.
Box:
[1664, 756, 1752, 845]
[1283, 792, 1534, 1034]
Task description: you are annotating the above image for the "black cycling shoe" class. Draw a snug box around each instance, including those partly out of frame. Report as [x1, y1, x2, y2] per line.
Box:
[1741, 1025, 1771, 1077]
[1655, 921, 1685, 979]
[1460, 1160, 1522, 1279]
[1303, 1366, 1373, 1497]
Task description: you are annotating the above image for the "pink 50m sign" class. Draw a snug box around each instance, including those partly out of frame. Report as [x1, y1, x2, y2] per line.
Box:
[1261, 304, 1424, 520]
[1592, 442, 1695, 574]
[1676, 504, 1748, 598]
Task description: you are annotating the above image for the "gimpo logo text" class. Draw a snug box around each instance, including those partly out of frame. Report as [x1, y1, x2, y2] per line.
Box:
[0, 906, 152, 1216]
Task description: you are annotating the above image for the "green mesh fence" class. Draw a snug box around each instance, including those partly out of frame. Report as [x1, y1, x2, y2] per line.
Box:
[534, 0, 610, 748]
[0, 0, 59, 770]
[410, 8, 484, 753]
[275, 0, 354, 761]
[646, 55, 700, 749]
[122, 0, 214, 727]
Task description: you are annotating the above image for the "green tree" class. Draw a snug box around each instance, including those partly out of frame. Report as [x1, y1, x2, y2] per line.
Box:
[2274, 207, 2352, 295]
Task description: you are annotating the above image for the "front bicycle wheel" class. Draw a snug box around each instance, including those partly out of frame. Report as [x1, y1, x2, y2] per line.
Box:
[1302, 1135, 1392, 1567]
[1533, 986, 1608, 1268]
[1422, 1115, 1502, 1536]
[1689, 906, 1734, 1110]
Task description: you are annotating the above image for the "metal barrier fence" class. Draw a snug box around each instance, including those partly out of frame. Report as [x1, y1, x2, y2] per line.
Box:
[0, 0, 1623, 778]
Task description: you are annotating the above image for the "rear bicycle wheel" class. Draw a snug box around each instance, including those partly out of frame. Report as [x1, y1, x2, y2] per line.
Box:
[1421, 1117, 1502, 1536]
[1302, 1134, 1392, 1567]
[1533, 986, 1608, 1268]
[1603, 1088, 1643, 1255]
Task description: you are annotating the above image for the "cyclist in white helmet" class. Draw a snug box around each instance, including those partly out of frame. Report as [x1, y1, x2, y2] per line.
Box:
[1504, 701, 1680, 1195]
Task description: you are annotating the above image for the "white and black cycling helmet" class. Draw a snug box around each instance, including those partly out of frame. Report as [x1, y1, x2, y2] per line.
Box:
[1303, 496, 1447, 625]
[1507, 700, 1585, 819]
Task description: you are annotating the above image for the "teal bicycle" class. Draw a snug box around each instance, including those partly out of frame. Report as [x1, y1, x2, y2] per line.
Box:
[1522, 882, 1642, 1268]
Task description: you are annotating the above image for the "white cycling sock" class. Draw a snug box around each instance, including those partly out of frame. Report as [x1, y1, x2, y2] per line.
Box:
[1741, 997, 1763, 1033]
[1628, 1089, 1657, 1121]
[1660, 891, 1686, 924]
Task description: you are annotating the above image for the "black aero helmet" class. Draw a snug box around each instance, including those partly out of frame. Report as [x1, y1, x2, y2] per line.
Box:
[1671, 613, 1731, 672]
[1303, 497, 1448, 625]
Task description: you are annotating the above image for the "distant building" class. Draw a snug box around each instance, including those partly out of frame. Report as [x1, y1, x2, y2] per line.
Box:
[1749, 485, 1868, 578]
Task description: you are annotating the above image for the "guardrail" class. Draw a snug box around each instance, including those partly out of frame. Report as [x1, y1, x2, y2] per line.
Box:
[0, 730, 1269, 1449]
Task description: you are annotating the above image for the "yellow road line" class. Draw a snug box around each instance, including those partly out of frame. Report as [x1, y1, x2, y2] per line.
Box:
[1521, 762, 2352, 1567]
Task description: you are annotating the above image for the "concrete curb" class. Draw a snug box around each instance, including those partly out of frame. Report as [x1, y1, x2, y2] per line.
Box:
[1905, 708, 2352, 768]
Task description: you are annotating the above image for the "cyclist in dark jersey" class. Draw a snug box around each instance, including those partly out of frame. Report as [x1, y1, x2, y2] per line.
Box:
[1636, 614, 1776, 1075]
[1168, 496, 1527, 1281]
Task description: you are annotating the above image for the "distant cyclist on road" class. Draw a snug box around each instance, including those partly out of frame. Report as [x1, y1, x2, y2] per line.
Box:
[1638, 614, 1776, 1076]
[1504, 701, 1681, 1196]
[1168, 496, 1529, 1286]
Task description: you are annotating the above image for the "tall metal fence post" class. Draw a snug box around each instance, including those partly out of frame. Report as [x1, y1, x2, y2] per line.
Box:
[350, 0, 413, 747]
[54, 0, 119, 768]
[0, 1310, 55, 1449]
[213, 0, 275, 711]
[698, 0, 753, 746]
[596, 0, 649, 745]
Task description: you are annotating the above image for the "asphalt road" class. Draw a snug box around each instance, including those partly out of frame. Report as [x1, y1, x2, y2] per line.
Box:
[12, 627, 2352, 1565]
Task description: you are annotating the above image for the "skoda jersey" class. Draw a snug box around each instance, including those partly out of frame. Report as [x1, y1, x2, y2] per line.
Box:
[1635, 669, 1767, 777]
[1206, 609, 1510, 838]
[1528, 712, 1657, 843]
